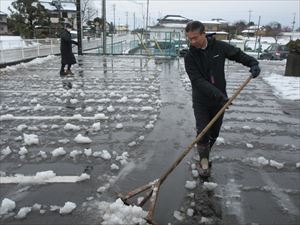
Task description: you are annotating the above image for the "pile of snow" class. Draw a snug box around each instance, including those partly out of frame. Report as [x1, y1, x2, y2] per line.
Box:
[91, 122, 101, 131]
[185, 180, 197, 190]
[51, 147, 66, 157]
[74, 134, 92, 144]
[116, 152, 129, 165]
[0, 198, 16, 215]
[59, 202, 76, 215]
[23, 133, 39, 145]
[64, 123, 80, 131]
[1, 146, 12, 157]
[263, 73, 300, 100]
[15, 207, 31, 219]
[243, 156, 284, 169]
[203, 182, 218, 191]
[97, 198, 148, 225]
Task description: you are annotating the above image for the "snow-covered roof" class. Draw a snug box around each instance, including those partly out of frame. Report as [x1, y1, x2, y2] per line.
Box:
[40, 2, 57, 11]
[242, 29, 256, 34]
[61, 2, 76, 11]
[201, 21, 221, 25]
[207, 31, 228, 35]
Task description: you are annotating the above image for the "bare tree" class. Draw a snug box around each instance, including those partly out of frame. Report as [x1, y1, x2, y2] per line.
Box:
[81, 0, 97, 24]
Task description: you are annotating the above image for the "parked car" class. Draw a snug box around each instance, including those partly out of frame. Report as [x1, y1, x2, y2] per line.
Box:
[259, 43, 289, 60]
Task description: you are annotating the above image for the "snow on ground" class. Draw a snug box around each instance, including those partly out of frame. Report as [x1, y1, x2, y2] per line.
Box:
[263, 73, 300, 100]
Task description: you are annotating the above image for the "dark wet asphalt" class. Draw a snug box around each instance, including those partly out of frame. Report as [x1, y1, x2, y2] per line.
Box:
[0, 56, 299, 225]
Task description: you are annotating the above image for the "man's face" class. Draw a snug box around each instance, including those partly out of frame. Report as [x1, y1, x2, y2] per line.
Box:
[186, 31, 206, 48]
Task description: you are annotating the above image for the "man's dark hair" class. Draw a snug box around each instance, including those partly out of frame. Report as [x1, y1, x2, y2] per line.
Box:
[185, 21, 205, 33]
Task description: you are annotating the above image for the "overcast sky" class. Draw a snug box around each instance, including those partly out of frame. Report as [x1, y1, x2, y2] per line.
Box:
[0, 0, 299, 29]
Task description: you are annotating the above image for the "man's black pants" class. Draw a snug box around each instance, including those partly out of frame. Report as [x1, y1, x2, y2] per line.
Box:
[193, 103, 224, 147]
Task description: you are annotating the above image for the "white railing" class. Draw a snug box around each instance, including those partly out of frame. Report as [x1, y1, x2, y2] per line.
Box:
[0, 38, 102, 65]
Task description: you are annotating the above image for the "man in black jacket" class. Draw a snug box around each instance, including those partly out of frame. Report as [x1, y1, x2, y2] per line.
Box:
[184, 21, 260, 177]
[60, 23, 78, 76]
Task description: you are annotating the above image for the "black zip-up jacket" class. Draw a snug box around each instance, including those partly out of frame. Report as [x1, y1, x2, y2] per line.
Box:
[184, 38, 258, 105]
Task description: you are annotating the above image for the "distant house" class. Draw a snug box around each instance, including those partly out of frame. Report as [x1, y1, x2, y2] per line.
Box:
[242, 25, 266, 37]
[39, 0, 77, 28]
[0, 11, 8, 35]
[149, 15, 191, 42]
[149, 15, 228, 42]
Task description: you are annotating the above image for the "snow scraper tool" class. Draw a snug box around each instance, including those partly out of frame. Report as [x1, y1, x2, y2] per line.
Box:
[118, 75, 253, 225]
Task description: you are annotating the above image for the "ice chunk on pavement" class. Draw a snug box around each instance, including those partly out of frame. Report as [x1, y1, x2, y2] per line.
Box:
[84, 106, 93, 112]
[32, 203, 42, 211]
[138, 136, 145, 141]
[64, 123, 80, 131]
[296, 162, 300, 168]
[191, 169, 199, 178]
[84, 148, 92, 156]
[97, 106, 104, 111]
[128, 141, 137, 147]
[0, 114, 14, 121]
[35, 170, 56, 181]
[1, 146, 12, 157]
[18, 146, 28, 156]
[185, 180, 197, 190]
[74, 134, 92, 144]
[216, 137, 225, 145]
[39, 151, 47, 159]
[110, 164, 119, 170]
[246, 143, 254, 148]
[59, 202, 76, 215]
[51, 147, 66, 157]
[101, 150, 112, 160]
[186, 208, 194, 217]
[94, 113, 108, 120]
[173, 210, 184, 221]
[23, 133, 39, 145]
[257, 156, 269, 166]
[141, 106, 154, 111]
[107, 105, 115, 112]
[116, 123, 123, 129]
[203, 182, 218, 191]
[270, 160, 284, 169]
[15, 207, 32, 219]
[91, 122, 101, 131]
[98, 198, 148, 225]
[70, 150, 82, 158]
[242, 125, 251, 130]
[16, 124, 27, 131]
[0, 198, 16, 215]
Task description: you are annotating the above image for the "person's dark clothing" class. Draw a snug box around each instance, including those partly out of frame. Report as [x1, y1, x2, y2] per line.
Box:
[184, 38, 259, 147]
[184, 38, 258, 106]
[60, 29, 78, 65]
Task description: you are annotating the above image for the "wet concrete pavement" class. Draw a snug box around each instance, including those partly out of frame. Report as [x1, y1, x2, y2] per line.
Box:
[0, 56, 299, 225]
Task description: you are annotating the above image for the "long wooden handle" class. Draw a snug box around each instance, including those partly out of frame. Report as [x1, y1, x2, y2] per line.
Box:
[159, 75, 253, 184]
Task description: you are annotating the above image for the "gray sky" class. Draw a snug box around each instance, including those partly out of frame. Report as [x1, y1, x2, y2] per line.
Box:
[0, 0, 299, 29]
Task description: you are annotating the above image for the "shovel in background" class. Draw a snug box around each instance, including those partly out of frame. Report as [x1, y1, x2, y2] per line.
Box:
[118, 75, 253, 225]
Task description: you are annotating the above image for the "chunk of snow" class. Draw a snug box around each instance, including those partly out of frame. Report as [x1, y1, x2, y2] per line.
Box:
[15, 207, 32, 219]
[94, 113, 108, 120]
[296, 162, 300, 168]
[116, 123, 123, 129]
[23, 133, 39, 145]
[270, 160, 284, 169]
[110, 164, 120, 170]
[191, 170, 199, 178]
[107, 105, 115, 112]
[141, 106, 154, 111]
[64, 123, 80, 131]
[32, 203, 42, 211]
[70, 150, 82, 158]
[74, 134, 92, 144]
[84, 148, 92, 156]
[18, 146, 28, 156]
[91, 122, 101, 131]
[216, 137, 225, 145]
[186, 208, 194, 217]
[35, 170, 56, 181]
[98, 198, 147, 225]
[51, 147, 66, 157]
[70, 99, 78, 104]
[16, 124, 27, 131]
[242, 125, 251, 130]
[97, 106, 104, 111]
[84, 106, 93, 112]
[173, 210, 184, 221]
[128, 141, 137, 147]
[246, 143, 254, 148]
[203, 182, 218, 191]
[1, 146, 12, 156]
[185, 180, 197, 190]
[0, 198, 16, 215]
[59, 202, 76, 215]
[101, 150, 112, 160]
[138, 136, 145, 141]
[0, 114, 14, 121]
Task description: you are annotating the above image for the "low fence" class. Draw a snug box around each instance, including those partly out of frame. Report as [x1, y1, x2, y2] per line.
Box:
[0, 32, 185, 66]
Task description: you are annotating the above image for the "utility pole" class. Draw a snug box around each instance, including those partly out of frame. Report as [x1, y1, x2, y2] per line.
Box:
[126, 11, 128, 32]
[133, 12, 136, 30]
[146, 0, 149, 31]
[248, 9, 252, 24]
[102, 0, 106, 54]
[292, 13, 296, 39]
[76, 0, 82, 55]
[113, 4, 116, 33]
